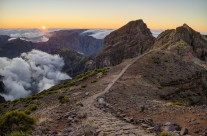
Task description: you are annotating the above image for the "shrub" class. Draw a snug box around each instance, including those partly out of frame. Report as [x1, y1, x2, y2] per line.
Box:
[81, 84, 87, 89]
[8, 131, 28, 136]
[153, 57, 160, 64]
[0, 110, 36, 136]
[171, 101, 188, 107]
[177, 40, 188, 49]
[91, 80, 97, 83]
[24, 105, 38, 115]
[160, 131, 170, 136]
[58, 95, 69, 104]
[76, 102, 84, 107]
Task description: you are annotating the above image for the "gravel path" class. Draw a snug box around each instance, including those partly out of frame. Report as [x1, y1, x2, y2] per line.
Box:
[81, 51, 155, 136]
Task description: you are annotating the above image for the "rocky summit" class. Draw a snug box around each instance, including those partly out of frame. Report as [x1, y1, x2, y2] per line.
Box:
[95, 19, 155, 67]
[153, 24, 207, 61]
[0, 20, 207, 136]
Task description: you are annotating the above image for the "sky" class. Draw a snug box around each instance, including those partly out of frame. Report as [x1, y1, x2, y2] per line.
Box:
[0, 0, 207, 32]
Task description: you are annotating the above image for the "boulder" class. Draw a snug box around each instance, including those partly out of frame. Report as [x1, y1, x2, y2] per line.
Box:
[180, 127, 188, 135]
[163, 122, 181, 132]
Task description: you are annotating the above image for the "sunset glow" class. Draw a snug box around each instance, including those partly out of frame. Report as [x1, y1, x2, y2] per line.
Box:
[41, 26, 47, 30]
[0, 0, 207, 32]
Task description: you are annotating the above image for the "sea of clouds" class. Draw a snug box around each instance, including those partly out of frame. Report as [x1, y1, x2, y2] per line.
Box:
[0, 28, 64, 43]
[0, 28, 206, 43]
[0, 49, 70, 100]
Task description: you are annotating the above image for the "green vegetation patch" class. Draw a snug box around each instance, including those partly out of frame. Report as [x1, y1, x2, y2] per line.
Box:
[177, 40, 188, 49]
[0, 110, 36, 136]
[24, 105, 38, 115]
[91, 80, 97, 83]
[171, 101, 188, 107]
[160, 131, 170, 136]
[58, 95, 69, 104]
[81, 84, 87, 89]
[48, 67, 110, 92]
[8, 131, 28, 136]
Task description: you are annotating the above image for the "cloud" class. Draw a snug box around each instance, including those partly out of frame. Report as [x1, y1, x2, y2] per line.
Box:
[0, 49, 70, 100]
[81, 29, 114, 39]
[151, 30, 164, 37]
[0, 28, 70, 43]
[10, 32, 49, 43]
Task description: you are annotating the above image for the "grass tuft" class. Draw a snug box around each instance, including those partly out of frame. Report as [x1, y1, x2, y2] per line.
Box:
[0, 110, 36, 136]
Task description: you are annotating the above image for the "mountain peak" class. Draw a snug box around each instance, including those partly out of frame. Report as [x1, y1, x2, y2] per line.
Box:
[182, 23, 189, 28]
[96, 19, 155, 67]
[179, 23, 195, 33]
[127, 19, 144, 25]
[122, 19, 148, 31]
[153, 23, 207, 61]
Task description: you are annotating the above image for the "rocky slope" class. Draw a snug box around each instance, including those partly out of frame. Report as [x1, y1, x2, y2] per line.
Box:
[95, 19, 155, 67]
[153, 24, 207, 61]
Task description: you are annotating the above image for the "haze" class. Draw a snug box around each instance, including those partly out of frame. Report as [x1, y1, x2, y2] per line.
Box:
[0, 0, 207, 32]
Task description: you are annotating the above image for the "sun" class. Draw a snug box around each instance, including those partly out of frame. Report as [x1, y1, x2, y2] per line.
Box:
[41, 26, 47, 30]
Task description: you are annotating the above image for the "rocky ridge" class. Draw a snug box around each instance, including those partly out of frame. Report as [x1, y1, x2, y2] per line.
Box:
[95, 19, 155, 67]
[153, 24, 207, 61]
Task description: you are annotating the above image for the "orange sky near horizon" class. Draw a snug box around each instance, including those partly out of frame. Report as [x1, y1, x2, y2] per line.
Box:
[0, 0, 207, 32]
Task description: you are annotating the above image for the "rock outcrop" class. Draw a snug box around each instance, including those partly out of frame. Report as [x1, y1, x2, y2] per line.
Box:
[96, 19, 155, 67]
[153, 24, 207, 61]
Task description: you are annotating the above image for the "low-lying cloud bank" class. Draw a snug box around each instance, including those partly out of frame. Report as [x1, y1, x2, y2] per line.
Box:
[0, 50, 70, 100]
[81, 29, 114, 39]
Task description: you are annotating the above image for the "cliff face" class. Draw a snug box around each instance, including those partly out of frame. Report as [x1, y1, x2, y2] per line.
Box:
[95, 19, 155, 67]
[153, 24, 207, 61]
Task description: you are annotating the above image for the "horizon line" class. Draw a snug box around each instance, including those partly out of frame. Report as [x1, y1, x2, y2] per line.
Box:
[0, 27, 207, 33]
